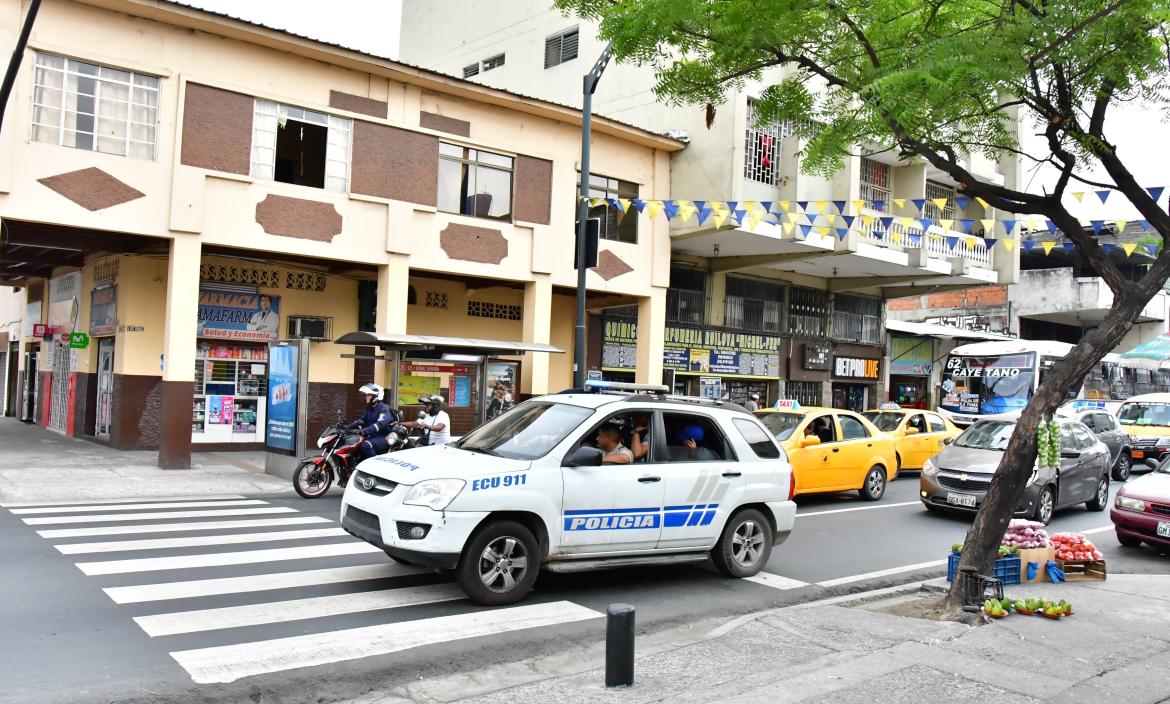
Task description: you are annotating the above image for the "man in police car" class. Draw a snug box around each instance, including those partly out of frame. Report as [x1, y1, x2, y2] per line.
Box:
[597, 425, 634, 464]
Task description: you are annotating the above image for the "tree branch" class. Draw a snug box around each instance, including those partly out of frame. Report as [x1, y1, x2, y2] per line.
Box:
[1029, 0, 1131, 64]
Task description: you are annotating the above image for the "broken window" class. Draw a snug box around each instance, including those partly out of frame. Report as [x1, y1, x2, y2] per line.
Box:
[250, 100, 351, 193]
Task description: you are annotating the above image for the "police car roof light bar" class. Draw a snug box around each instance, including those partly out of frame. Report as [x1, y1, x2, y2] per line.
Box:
[584, 380, 670, 395]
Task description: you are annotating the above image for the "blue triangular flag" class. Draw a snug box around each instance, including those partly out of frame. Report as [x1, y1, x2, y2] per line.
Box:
[662, 200, 679, 220]
[911, 198, 926, 213]
[1147, 186, 1165, 203]
[1102, 242, 1117, 254]
[798, 224, 813, 238]
[1147, 244, 1159, 256]
[759, 201, 774, 213]
[957, 219, 973, 233]
[726, 201, 739, 214]
[919, 218, 934, 231]
[1139, 219, 1151, 231]
[1063, 242, 1075, 254]
[1022, 240, 1036, 253]
[945, 236, 959, 250]
[631, 199, 647, 213]
[1090, 220, 1105, 234]
[832, 200, 847, 213]
[694, 201, 712, 226]
[954, 196, 970, 210]
[1095, 190, 1111, 204]
[732, 208, 747, 223]
[879, 216, 894, 230]
[1045, 219, 1059, 235]
[872, 200, 885, 213]
[1001, 219, 1016, 234]
[796, 200, 810, 213]
[606, 198, 623, 212]
[836, 227, 850, 240]
[983, 238, 998, 249]
[841, 215, 856, 229]
[909, 234, 922, 247]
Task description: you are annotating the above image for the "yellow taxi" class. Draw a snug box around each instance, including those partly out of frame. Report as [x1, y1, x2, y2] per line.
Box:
[755, 401, 898, 501]
[861, 403, 962, 476]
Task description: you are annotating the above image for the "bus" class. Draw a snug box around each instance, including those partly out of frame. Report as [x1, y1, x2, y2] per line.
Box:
[938, 340, 1123, 426]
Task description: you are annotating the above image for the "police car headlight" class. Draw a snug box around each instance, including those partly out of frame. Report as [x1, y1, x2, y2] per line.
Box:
[922, 457, 939, 480]
[402, 479, 466, 510]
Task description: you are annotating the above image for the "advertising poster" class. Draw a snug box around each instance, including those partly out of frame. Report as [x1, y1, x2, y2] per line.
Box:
[602, 318, 782, 378]
[220, 395, 235, 424]
[699, 376, 723, 400]
[89, 287, 117, 337]
[48, 271, 82, 335]
[485, 362, 517, 421]
[207, 395, 223, 424]
[452, 376, 471, 407]
[198, 289, 281, 342]
[265, 344, 299, 454]
[399, 375, 442, 403]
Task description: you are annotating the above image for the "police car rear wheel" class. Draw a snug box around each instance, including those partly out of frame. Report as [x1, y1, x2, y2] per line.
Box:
[712, 509, 772, 578]
[457, 520, 539, 606]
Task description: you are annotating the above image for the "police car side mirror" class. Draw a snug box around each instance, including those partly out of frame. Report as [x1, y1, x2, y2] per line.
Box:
[563, 446, 603, 467]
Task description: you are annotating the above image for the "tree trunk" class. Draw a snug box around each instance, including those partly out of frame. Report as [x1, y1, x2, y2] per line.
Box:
[941, 286, 1156, 610]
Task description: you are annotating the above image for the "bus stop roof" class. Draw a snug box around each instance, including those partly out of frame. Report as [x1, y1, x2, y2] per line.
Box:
[334, 331, 564, 355]
[1120, 332, 1170, 370]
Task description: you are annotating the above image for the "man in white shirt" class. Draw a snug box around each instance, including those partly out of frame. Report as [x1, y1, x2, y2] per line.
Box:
[247, 295, 279, 334]
[411, 394, 451, 445]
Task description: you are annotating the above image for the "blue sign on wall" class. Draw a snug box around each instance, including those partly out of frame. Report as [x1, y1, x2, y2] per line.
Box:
[452, 375, 471, 407]
[266, 344, 299, 455]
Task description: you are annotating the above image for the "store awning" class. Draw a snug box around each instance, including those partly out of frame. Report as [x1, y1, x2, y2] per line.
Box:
[885, 320, 1015, 341]
[334, 331, 564, 356]
[1119, 333, 1170, 371]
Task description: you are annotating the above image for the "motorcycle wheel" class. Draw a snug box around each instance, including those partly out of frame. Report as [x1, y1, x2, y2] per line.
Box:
[293, 460, 333, 499]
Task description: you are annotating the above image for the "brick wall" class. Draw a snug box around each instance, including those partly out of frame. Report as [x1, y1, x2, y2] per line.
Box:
[887, 285, 1008, 311]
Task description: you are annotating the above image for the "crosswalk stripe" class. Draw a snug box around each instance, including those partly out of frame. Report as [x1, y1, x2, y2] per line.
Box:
[76, 542, 382, 576]
[1, 494, 247, 508]
[104, 563, 421, 604]
[11, 499, 268, 515]
[37, 516, 331, 539]
[55, 528, 350, 555]
[135, 583, 467, 637]
[23, 507, 297, 525]
[744, 572, 810, 591]
[170, 600, 602, 684]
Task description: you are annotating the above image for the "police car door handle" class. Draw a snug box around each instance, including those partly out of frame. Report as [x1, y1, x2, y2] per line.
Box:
[722, 471, 742, 478]
[637, 475, 661, 483]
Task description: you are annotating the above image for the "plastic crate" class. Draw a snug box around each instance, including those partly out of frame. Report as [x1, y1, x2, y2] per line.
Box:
[946, 553, 1022, 585]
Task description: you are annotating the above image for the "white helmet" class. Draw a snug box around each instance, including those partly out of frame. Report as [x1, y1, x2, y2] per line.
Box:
[428, 395, 445, 409]
[358, 383, 384, 402]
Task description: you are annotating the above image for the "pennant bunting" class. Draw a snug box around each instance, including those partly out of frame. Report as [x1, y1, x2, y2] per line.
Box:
[1090, 220, 1105, 235]
[1147, 186, 1165, 203]
[1002, 219, 1017, 235]
[879, 216, 894, 230]
[783, 222, 797, 235]
[644, 200, 664, 220]
[1022, 240, 1036, 253]
[835, 227, 849, 241]
[1071, 192, 1085, 203]
[872, 200, 886, 213]
[975, 197, 990, 209]
[759, 201, 774, 214]
[1001, 238, 1016, 252]
[711, 208, 729, 228]
[892, 232, 904, 245]
[957, 219, 973, 233]
[939, 219, 954, 232]
[919, 218, 934, 231]
[892, 198, 906, 210]
[931, 198, 949, 212]
[661, 200, 679, 220]
[1146, 244, 1159, 256]
[817, 226, 833, 237]
[1041, 241, 1056, 255]
[1045, 219, 1059, 235]
[945, 236, 959, 251]
[983, 238, 997, 249]
[617, 198, 632, 217]
[725, 201, 739, 214]
[841, 215, 856, 229]
[731, 208, 747, 224]
[1102, 243, 1117, 254]
[746, 210, 763, 230]
[980, 219, 995, 234]
[631, 198, 647, 213]
[1062, 242, 1075, 254]
[1122, 243, 1137, 257]
[798, 224, 812, 238]
[1140, 219, 1151, 231]
[1113, 220, 1128, 232]
[1095, 190, 1111, 204]
[590, 197, 605, 208]
[693, 200, 711, 226]
[911, 198, 926, 213]
[832, 200, 847, 213]
[675, 201, 697, 223]
[954, 196, 970, 210]
[852, 199, 866, 213]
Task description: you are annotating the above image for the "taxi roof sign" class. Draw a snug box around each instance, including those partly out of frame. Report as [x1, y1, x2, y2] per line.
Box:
[878, 402, 902, 411]
[772, 399, 801, 410]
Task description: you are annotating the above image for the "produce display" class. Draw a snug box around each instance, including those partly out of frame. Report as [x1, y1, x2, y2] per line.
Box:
[951, 543, 1019, 556]
[983, 598, 1011, 618]
[1051, 532, 1103, 561]
[1012, 597, 1072, 617]
[1001, 519, 1051, 549]
[1035, 419, 1061, 469]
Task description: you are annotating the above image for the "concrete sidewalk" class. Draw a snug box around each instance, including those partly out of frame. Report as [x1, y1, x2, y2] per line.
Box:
[378, 575, 1170, 704]
[0, 418, 291, 504]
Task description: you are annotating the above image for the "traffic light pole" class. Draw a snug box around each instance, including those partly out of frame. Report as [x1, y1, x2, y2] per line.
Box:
[573, 42, 614, 389]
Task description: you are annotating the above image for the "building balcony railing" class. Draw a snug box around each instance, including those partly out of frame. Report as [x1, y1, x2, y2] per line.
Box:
[854, 211, 992, 267]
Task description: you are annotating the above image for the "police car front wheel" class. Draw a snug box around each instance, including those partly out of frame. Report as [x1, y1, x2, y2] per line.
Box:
[456, 520, 540, 606]
[711, 509, 773, 578]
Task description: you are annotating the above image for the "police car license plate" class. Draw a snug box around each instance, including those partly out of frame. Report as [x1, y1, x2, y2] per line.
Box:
[1158, 521, 1170, 538]
[946, 492, 977, 508]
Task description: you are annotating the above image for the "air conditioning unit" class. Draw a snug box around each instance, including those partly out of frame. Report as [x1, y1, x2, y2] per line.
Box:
[287, 316, 330, 341]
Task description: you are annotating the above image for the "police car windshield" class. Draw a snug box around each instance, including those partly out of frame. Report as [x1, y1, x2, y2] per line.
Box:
[955, 420, 1015, 451]
[755, 412, 803, 441]
[863, 412, 903, 432]
[456, 402, 593, 461]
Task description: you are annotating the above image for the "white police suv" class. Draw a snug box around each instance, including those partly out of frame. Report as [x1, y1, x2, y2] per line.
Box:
[341, 381, 797, 605]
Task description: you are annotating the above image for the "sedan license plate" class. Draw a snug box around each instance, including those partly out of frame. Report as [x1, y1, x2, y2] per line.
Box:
[1132, 450, 1145, 459]
[1158, 521, 1170, 538]
[946, 492, 977, 508]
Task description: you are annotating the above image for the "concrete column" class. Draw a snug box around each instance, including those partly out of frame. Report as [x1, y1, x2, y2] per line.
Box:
[636, 287, 667, 385]
[157, 237, 201, 469]
[375, 254, 410, 388]
[708, 271, 727, 327]
[521, 275, 552, 396]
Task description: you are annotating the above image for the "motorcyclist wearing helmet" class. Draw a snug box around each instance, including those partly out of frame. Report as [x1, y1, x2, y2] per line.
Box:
[355, 383, 398, 460]
[406, 394, 451, 445]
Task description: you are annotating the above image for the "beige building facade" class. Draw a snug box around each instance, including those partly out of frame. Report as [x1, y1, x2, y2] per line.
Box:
[0, 0, 681, 467]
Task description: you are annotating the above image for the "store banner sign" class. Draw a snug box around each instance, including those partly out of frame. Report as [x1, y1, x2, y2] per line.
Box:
[803, 344, 831, 371]
[833, 356, 881, 380]
[265, 344, 299, 454]
[198, 289, 281, 342]
[90, 287, 117, 337]
[602, 319, 783, 378]
[889, 336, 932, 375]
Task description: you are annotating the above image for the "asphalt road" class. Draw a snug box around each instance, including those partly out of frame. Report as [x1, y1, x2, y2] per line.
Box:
[1, 474, 1166, 704]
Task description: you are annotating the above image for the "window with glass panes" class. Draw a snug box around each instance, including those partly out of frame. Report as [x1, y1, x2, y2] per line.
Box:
[667, 266, 707, 325]
[859, 157, 891, 210]
[744, 99, 788, 185]
[786, 286, 829, 337]
[724, 274, 783, 331]
[585, 173, 639, 243]
[832, 294, 882, 344]
[31, 53, 159, 159]
[438, 143, 514, 221]
[250, 100, 351, 193]
[924, 181, 957, 221]
[788, 381, 822, 407]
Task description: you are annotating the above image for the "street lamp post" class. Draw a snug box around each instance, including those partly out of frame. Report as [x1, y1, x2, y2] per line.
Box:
[573, 42, 614, 389]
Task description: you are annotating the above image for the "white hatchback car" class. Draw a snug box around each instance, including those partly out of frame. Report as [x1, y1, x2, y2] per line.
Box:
[341, 382, 797, 604]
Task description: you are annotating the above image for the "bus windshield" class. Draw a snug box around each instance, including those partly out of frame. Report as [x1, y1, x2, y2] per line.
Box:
[1117, 401, 1170, 428]
[940, 352, 1036, 416]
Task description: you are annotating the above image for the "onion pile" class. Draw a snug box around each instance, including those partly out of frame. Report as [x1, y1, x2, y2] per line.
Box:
[1001, 519, 1051, 549]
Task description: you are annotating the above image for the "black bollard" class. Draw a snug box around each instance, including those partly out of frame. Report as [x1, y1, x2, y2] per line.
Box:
[605, 603, 635, 688]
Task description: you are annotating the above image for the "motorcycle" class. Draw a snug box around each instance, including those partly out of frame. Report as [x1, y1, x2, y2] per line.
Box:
[292, 412, 423, 498]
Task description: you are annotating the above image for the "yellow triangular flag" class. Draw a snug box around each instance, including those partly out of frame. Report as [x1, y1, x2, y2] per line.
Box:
[932, 198, 949, 212]
[1041, 241, 1057, 255]
[644, 200, 664, 220]
[1114, 220, 1128, 232]
[975, 197, 989, 210]
[674, 201, 697, 223]
[892, 231, 904, 244]
[892, 198, 906, 210]
[742, 201, 758, 214]
[590, 197, 605, 208]
[817, 226, 832, 237]
[746, 211, 763, 230]
[1001, 238, 1016, 251]
[852, 199, 866, 214]
[711, 209, 729, 228]
[861, 215, 874, 227]
[981, 219, 996, 233]
[783, 222, 797, 235]
[807, 201, 822, 214]
[939, 219, 954, 231]
[618, 198, 632, 218]
[1122, 243, 1137, 257]
[1071, 192, 1085, 203]
[778, 201, 792, 213]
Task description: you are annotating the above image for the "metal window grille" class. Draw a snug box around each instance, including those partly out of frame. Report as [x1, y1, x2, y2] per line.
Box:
[583, 172, 639, 243]
[788, 381, 822, 408]
[859, 158, 891, 210]
[832, 294, 882, 344]
[724, 274, 784, 331]
[744, 99, 788, 185]
[544, 27, 579, 68]
[482, 54, 505, 72]
[462, 63, 480, 78]
[667, 266, 707, 325]
[924, 181, 957, 221]
[31, 52, 160, 160]
[467, 301, 522, 321]
[786, 286, 829, 337]
[250, 100, 351, 193]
